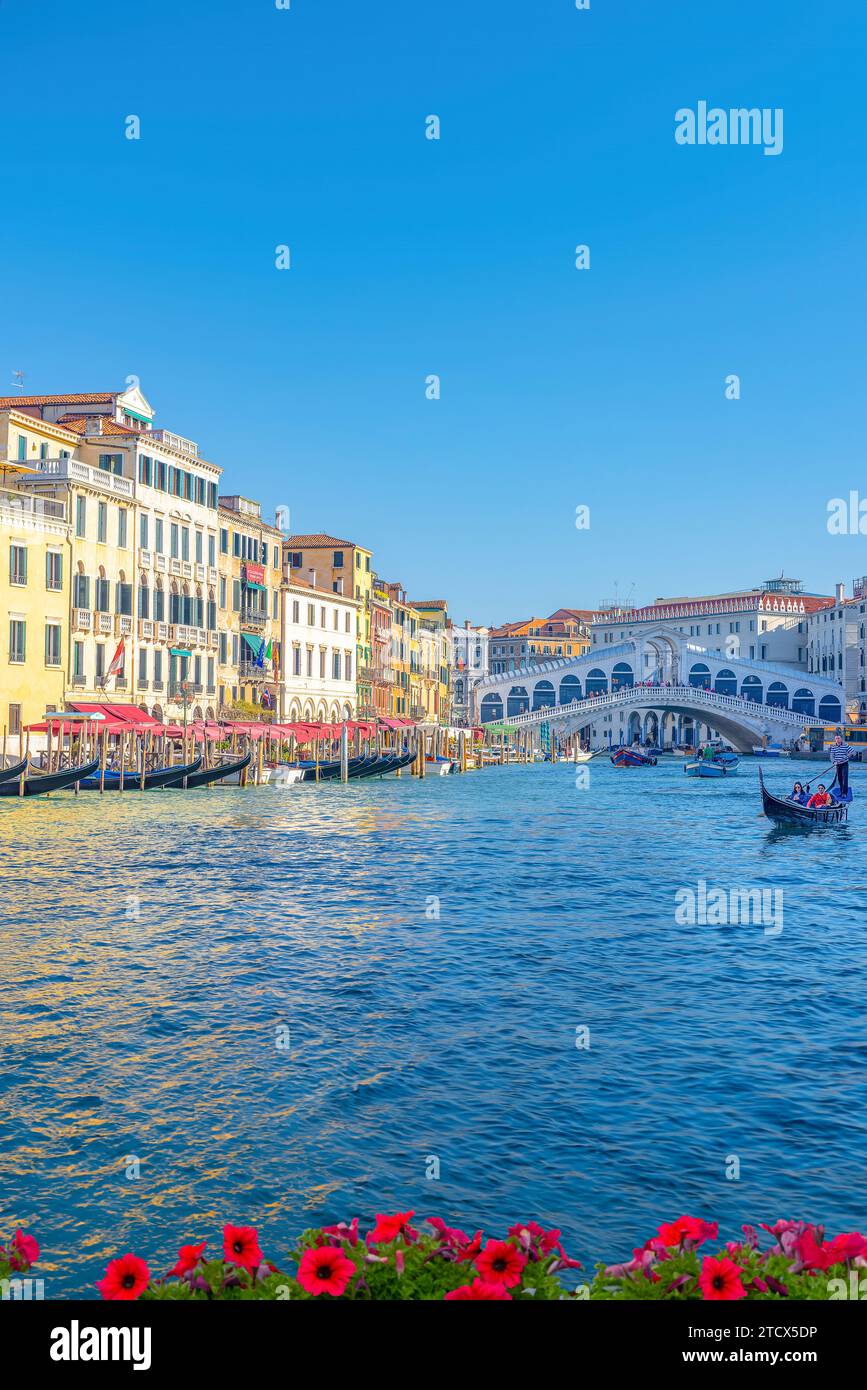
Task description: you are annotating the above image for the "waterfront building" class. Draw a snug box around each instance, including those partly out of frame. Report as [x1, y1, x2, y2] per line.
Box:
[409, 600, 451, 724]
[367, 582, 395, 717]
[3, 386, 222, 723]
[0, 436, 70, 749]
[278, 568, 359, 721]
[283, 534, 374, 711]
[489, 610, 591, 674]
[377, 581, 416, 717]
[218, 496, 283, 715]
[805, 581, 860, 712]
[447, 621, 490, 727]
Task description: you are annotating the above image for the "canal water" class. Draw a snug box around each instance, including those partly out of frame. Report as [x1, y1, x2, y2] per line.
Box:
[2, 757, 866, 1297]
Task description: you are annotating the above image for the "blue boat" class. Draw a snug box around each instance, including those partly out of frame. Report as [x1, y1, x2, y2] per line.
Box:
[684, 758, 738, 778]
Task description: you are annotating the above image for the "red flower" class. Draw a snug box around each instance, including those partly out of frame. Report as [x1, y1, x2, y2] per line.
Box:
[474, 1239, 526, 1288]
[297, 1244, 356, 1297]
[699, 1255, 746, 1302]
[169, 1241, 207, 1276]
[444, 1279, 512, 1300]
[824, 1232, 867, 1264]
[456, 1231, 484, 1262]
[428, 1217, 471, 1248]
[11, 1230, 39, 1269]
[97, 1254, 150, 1301]
[222, 1224, 264, 1272]
[508, 1221, 562, 1256]
[657, 1216, 718, 1249]
[369, 1210, 417, 1244]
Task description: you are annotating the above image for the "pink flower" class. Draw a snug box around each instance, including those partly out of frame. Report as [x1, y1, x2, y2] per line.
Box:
[222, 1224, 264, 1272]
[657, 1216, 718, 1250]
[474, 1240, 526, 1288]
[428, 1217, 471, 1249]
[297, 1245, 356, 1297]
[97, 1254, 150, 1301]
[322, 1218, 360, 1247]
[369, 1210, 418, 1245]
[699, 1255, 746, 1301]
[10, 1230, 39, 1269]
[168, 1241, 207, 1277]
[444, 1279, 512, 1300]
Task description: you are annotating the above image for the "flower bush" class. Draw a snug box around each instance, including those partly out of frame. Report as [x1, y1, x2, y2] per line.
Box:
[13, 1214, 867, 1300]
[0, 1229, 39, 1279]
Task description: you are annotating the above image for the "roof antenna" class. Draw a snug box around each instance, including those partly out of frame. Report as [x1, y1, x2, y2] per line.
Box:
[10, 369, 25, 393]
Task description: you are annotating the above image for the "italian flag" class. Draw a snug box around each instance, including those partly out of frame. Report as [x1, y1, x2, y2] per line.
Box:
[106, 637, 125, 679]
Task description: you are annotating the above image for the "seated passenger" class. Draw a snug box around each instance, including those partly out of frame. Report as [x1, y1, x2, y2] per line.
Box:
[790, 781, 808, 805]
[807, 784, 832, 808]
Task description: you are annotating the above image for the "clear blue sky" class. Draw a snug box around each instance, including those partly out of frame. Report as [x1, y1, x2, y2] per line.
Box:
[2, 0, 865, 623]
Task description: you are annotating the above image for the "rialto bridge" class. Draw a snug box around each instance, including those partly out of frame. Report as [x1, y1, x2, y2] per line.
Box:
[473, 626, 846, 752]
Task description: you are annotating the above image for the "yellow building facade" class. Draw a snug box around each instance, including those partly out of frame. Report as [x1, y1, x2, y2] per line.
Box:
[218, 496, 283, 714]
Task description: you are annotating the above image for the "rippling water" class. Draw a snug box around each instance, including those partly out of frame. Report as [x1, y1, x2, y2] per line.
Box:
[2, 757, 866, 1297]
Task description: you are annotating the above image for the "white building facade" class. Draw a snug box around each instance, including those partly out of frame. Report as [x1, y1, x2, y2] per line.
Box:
[447, 621, 490, 726]
[279, 571, 359, 722]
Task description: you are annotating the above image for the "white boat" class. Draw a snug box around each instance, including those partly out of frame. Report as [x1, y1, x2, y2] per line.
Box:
[752, 745, 790, 758]
[573, 750, 594, 763]
[426, 757, 455, 776]
[269, 765, 305, 786]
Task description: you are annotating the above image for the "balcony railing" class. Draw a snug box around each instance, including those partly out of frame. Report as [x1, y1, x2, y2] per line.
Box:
[72, 608, 92, 633]
[0, 486, 67, 522]
[115, 614, 133, 637]
[32, 457, 134, 498]
[169, 681, 203, 698]
[95, 611, 113, 635]
[240, 609, 267, 630]
[71, 674, 87, 688]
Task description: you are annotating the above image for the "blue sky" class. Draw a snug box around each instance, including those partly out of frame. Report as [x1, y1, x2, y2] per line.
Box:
[2, 0, 865, 622]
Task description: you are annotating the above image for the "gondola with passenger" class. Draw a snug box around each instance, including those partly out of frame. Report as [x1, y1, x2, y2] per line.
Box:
[758, 767, 850, 826]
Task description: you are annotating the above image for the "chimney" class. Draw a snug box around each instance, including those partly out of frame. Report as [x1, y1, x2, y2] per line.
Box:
[836, 582, 845, 604]
[308, 567, 316, 589]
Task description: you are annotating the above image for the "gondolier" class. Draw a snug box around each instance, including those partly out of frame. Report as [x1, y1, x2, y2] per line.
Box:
[830, 732, 854, 797]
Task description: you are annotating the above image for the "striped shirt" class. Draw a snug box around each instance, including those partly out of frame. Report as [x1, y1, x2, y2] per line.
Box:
[830, 742, 853, 763]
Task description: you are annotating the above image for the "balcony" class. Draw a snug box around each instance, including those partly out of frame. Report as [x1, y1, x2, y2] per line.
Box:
[239, 661, 269, 679]
[137, 677, 149, 690]
[115, 614, 133, 638]
[169, 680, 203, 698]
[71, 674, 87, 688]
[240, 608, 266, 631]
[95, 611, 113, 635]
[139, 619, 153, 640]
[154, 553, 167, 573]
[0, 486, 67, 524]
[195, 563, 206, 582]
[72, 608, 92, 633]
[152, 679, 164, 692]
[114, 676, 128, 690]
[32, 457, 134, 498]
[140, 548, 151, 568]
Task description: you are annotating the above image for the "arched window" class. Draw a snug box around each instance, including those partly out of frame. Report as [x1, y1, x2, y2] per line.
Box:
[766, 681, 789, 709]
[818, 695, 842, 724]
[559, 674, 582, 704]
[480, 693, 504, 724]
[454, 679, 464, 701]
[792, 688, 816, 717]
[741, 675, 763, 703]
[611, 662, 634, 690]
[507, 686, 530, 717]
[532, 680, 555, 710]
[586, 668, 608, 696]
[689, 662, 711, 689]
[714, 668, 737, 696]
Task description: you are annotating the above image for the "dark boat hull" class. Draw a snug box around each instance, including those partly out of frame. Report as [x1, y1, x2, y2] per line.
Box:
[758, 767, 848, 825]
[0, 758, 101, 797]
[611, 751, 657, 767]
[162, 753, 252, 789]
[76, 758, 202, 790]
[0, 756, 29, 785]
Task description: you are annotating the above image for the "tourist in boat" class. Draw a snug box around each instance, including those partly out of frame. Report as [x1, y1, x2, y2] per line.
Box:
[829, 732, 854, 798]
[789, 781, 809, 805]
[807, 784, 832, 808]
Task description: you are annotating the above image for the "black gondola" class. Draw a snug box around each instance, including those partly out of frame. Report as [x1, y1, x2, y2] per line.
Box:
[161, 752, 252, 789]
[0, 758, 101, 797]
[758, 767, 849, 826]
[0, 756, 29, 785]
[76, 758, 202, 791]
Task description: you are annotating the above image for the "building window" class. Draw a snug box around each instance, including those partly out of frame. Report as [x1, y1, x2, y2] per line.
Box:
[118, 508, 128, 548]
[289, 552, 302, 569]
[333, 551, 344, 567]
[45, 623, 62, 667]
[306, 649, 313, 677]
[154, 650, 163, 684]
[95, 644, 105, 681]
[8, 702, 21, 734]
[9, 620, 26, 663]
[95, 577, 110, 613]
[332, 652, 341, 679]
[208, 535, 216, 566]
[9, 545, 27, 585]
[73, 640, 85, 679]
[170, 523, 179, 559]
[97, 502, 108, 543]
[293, 647, 301, 675]
[46, 551, 62, 591]
[17, 435, 27, 461]
[155, 518, 164, 555]
[140, 513, 149, 549]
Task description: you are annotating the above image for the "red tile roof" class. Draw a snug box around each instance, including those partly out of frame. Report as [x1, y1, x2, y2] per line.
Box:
[54, 413, 142, 436]
[284, 534, 363, 549]
[409, 599, 448, 610]
[0, 392, 115, 407]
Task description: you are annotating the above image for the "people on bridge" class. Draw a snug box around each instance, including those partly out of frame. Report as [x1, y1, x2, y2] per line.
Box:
[829, 732, 854, 798]
[789, 781, 809, 806]
[807, 784, 832, 808]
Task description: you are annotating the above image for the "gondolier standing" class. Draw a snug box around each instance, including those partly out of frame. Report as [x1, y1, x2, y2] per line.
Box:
[830, 732, 854, 798]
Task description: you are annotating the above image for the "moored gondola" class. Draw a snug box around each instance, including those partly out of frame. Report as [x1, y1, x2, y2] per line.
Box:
[0, 758, 101, 797]
[76, 758, 202, 791]
[161, 752, 252, 789]
[758, 767, 849, 825]
[0, 756, 29, 785]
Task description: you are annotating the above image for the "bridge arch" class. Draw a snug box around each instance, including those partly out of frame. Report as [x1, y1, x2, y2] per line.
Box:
[611, 661, 634, 690]
[741, 674, 763, 703]
[792, 688, 816, 717]
[767, 681, 789, 709]
[818, 694, 842, 723]
[714, 668, 737, 696]
[480, 693, 503, 723]
[559, 674, 581, 704]
[532, 680, 556, 711]
[507, 685, 529, 717]
[586, 668, 608, 696]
